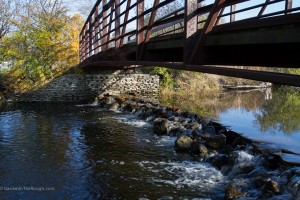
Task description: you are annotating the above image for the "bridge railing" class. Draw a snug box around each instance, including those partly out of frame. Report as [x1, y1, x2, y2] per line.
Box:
[80, 0, 298, 64]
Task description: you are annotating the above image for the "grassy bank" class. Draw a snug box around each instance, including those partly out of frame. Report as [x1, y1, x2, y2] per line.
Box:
[144, 67, 268, 117]
[149, 67, 265, 99]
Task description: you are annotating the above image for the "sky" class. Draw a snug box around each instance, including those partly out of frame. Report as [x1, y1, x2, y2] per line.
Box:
[80, 0, 300, 23]
[78, 0, 300, 37]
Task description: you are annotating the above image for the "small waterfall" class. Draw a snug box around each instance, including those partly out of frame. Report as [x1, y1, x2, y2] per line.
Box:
[287, 175, 300, 199]
[224, 150, 255, 177]
[233, 151, 254, 166]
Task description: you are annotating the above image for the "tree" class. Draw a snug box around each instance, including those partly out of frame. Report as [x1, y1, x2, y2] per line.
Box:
[53, 13, 84, 74]
[0, 0, 13, 40]
[1, 0, 85, 92]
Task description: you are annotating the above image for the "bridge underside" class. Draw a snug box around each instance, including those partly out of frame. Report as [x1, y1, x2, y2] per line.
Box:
[79, 0, 300, 87]
[83, 16, 300, 66]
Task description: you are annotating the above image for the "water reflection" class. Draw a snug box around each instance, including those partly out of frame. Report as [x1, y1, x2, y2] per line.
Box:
[0, 103, 225, 199]
[160, 86, 300, 140]
[255, 87, 300, 134]
[0, 104, 85, 199]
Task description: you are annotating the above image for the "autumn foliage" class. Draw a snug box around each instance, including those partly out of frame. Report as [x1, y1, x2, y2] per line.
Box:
[0, 1, 84, 92]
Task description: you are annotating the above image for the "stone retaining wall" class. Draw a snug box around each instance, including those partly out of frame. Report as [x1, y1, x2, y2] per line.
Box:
[16, 74, 159, 102]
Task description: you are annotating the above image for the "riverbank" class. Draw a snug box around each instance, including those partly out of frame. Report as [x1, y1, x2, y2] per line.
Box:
[153, 71, 271, 104]
[94, 94, 300, 199]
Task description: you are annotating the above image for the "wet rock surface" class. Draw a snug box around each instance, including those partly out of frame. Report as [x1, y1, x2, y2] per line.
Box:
[224, 179, 247, 200]
[95, 94, 300, 199]
[175, 136, 193, 151]
[153, 118, 170, 135]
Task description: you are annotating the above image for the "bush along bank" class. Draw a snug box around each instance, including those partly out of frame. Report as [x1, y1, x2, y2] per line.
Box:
[95, 94, 300, 199]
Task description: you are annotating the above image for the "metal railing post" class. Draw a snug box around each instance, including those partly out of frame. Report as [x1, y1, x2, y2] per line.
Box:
[136, 0, 145, 61]
[94, 6, 99, 54]
[184, 0, 198, 64]
[285, 0, 293, 14]
[230, 4, 236, 22]
[101, 0, 108, 51]
[115, 0, 121, 48]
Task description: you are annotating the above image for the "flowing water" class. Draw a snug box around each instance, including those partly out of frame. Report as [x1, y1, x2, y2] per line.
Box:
[0, 104, 226, 199]
[0, 86, 299, 199]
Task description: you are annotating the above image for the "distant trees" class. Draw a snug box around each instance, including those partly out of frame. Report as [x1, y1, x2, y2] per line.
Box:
[0, 0, 84, 92]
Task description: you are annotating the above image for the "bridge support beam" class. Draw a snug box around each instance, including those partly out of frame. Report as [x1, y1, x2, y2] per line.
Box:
[94, 6, 99, 54]
[136, 0, 145, 61]
[89, 18, 93, 57]
[190, 0, 225, 64]
[101, 0, 108, 51]
[138, 0, 160, 61]
[184, 0, 198, 64]
[115, 0, 120, 48]
[285, 0, 293, 14]
[80, 61, 300, 87]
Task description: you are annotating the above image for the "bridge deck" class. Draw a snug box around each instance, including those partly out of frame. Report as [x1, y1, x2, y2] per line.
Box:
[79, 0, 300, 87]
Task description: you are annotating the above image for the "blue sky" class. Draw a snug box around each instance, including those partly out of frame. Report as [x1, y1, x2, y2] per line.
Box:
[220, 0, 300, 21]
[120, 0, 297, 21]
[82, 0, 300, 34]
[116, 0, 300, 29]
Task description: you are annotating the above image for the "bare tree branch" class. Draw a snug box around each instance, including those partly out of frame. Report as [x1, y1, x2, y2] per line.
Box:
[0, 0, 13, 40]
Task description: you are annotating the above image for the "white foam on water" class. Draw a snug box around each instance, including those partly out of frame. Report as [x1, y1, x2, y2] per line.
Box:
[110, 115, 152, 128]
[76, 102, 99, 107]
[224, 150, 255, 177]
[136, 161, 224, 191]
[154, 136, 177, 147]
[110, 160, 126, 165]
[234, 150, 254, 166]
[120, 118, 151, 128]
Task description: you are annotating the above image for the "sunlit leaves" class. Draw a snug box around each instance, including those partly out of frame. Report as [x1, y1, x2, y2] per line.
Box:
[1, 0, 85, 92]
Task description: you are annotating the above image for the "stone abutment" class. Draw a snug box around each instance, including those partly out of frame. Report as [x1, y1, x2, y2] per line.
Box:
[15, 74, 159, 102]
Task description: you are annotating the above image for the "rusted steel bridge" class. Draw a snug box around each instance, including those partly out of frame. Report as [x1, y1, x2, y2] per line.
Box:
[79, 0, 300, 86]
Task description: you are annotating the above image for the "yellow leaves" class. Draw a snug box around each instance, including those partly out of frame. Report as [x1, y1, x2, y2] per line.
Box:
[9, 67, 24, 78]
[62, 14, 85, 66]
[32, 29, 52, 49]
[1, 9, 86, 92]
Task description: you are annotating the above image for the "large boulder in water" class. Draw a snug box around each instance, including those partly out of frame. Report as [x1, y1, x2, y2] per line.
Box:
[190, 142, 208, 155]
[208, 154, 229, 170]
[224, 179, 247, 200]
[168, 126, 186, 137]
[123, 102, 137, 112]
[206, 134, 226, 149]
[262, 179, 281, 195]
[108, 102, 119, 111]
[185, 121, 201, 131]
[103, 96, 115, 105]
[203, 125, 216, 136]
[153, 118, 170, 135]
[175, 136, 193, 151]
